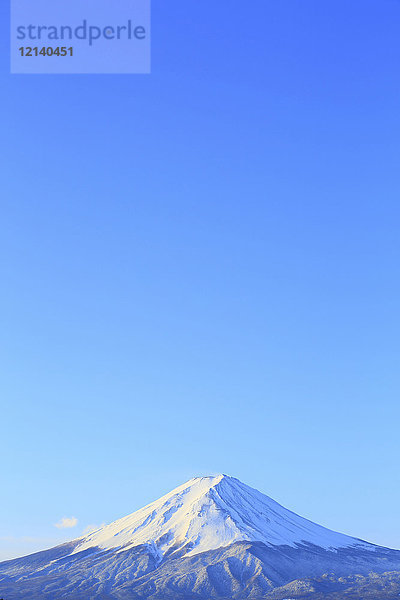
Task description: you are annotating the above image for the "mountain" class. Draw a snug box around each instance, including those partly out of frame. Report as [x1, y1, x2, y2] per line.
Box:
[1, 474, 400, 600]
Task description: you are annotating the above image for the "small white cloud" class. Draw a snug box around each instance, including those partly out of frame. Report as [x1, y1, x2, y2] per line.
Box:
[54, 517, 78, 529]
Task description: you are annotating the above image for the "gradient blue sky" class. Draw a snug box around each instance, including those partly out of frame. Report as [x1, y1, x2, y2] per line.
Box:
[1, 0, 400, 561]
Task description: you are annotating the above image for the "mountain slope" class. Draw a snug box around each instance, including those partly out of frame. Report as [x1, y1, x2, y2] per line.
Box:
[68, 475, 374, 559]
[1, 475, 399, 600]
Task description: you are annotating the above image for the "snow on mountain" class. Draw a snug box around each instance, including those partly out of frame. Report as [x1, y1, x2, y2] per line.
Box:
[2, 475, 399, 600]
[71, 474, 372, 559]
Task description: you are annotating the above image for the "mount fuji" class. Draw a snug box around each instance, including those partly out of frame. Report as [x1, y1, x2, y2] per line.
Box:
[1, 475, 400, 599]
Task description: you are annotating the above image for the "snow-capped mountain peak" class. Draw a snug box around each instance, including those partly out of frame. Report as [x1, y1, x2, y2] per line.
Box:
[72, 474, 370, 559]
[2, 475, 399, 600]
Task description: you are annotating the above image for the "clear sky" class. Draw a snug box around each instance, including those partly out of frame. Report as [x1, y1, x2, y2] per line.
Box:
[1, 0, 400, 561]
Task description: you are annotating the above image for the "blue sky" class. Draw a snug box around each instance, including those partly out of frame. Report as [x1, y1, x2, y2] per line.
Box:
[1, 0, 400, 560]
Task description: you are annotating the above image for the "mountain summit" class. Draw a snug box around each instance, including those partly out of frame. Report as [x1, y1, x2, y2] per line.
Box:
[1, 474, 400, 600]
[73, 474, 370, 559]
